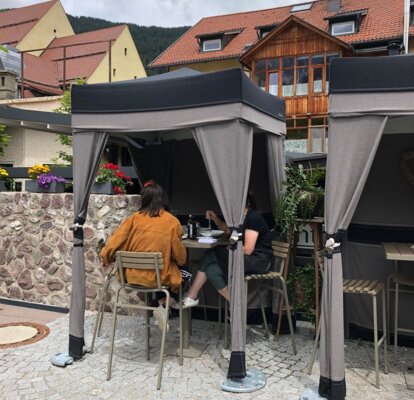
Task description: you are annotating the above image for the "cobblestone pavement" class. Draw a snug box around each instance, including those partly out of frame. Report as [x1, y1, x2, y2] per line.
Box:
[0, 311, 413, 400]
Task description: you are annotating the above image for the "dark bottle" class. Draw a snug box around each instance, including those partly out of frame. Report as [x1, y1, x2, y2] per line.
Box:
[187, 214, 197, 240]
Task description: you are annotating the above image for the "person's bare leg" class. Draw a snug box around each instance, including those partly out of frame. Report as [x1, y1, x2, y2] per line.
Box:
[218, 286, 230, 301]
[187, 271, 207, 299]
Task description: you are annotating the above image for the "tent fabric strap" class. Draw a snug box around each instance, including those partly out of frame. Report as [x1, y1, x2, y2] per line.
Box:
[325, 230, 345, 258]
[227, 351, 246, 379]
[70, 216, 86, 245]
[319, 375, 346, 400]
[69, 334, 85, 360]
[227, 225, 244, 251]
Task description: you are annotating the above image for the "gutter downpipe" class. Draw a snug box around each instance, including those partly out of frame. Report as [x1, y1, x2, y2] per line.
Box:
[403, 0, 410, 54]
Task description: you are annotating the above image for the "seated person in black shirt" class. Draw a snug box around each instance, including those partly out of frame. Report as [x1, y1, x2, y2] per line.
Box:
[180, 191, 272, 307]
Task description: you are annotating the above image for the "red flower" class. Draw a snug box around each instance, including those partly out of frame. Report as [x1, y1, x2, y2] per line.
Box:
[102, 163, 119, 170]
[115, 171, 125, 178]
[113, 186, 125, 194]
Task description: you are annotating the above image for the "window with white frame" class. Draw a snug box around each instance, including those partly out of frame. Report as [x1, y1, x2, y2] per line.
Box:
[202, 38, 222, 52]
[331, 20, 355, 36]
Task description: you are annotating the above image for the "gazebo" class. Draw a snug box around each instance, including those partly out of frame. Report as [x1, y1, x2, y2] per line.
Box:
[318, 55, 414, 399]
[67, 68, 287, 389]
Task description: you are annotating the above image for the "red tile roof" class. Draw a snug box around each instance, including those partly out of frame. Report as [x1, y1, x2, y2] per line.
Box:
[150, 0, 413, 68]
[22, 53, 62, 95]
[40, 25, 125, 81]
[0, 0, 56, 46]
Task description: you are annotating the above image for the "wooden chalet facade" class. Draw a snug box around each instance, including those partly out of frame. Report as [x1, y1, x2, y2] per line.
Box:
[150, 0, 414, 153]
[241, 16, 355, 152]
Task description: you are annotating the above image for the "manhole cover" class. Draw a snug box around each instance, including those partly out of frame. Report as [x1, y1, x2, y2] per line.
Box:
[0, 322, 50, 349]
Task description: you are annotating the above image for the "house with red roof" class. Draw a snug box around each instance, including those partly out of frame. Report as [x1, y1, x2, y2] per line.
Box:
[0, 0, 146, 98]
[0, 0, 146, 168]
[150, 0, 414, 153]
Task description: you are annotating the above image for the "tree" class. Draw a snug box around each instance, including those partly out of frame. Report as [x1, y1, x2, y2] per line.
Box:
[0, 124, 10, 157]
[52, 79, 84, 165]
[0, 46, 11, 157]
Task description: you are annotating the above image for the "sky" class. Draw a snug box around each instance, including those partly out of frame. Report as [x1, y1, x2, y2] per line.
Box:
[1, 0, 316, 27]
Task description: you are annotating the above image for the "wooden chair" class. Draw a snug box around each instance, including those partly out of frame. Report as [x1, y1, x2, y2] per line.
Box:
[92, 251, 183, 390]
[308, 251, 388, 389]
[224, 240, 297, 354]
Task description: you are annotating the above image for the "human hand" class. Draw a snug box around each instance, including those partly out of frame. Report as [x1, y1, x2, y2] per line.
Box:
[205, 210, 217, 221]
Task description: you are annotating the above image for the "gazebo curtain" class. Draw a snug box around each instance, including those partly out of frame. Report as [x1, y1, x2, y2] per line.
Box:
[266, 133, 285, 211]
[69, 131, 109, 359]
[193, 120, 253, 378]
[319, 116, 387, 399]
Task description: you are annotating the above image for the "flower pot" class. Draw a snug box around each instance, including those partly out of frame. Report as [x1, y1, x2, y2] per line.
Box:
[25, 180, 65, 193]
[91, 181, 114, 195]
[0, 181, 6, 191]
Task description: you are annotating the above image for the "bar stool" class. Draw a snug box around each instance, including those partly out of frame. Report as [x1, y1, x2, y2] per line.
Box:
[386, 273, 414, 355]
[308, 251, 388, 389]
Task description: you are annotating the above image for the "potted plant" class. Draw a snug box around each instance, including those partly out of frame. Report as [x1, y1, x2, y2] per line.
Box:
[287, 264, 316, 322]
[26, 164, 66, 193]
[274, 164, 324, 239]
[92, 163, 133, 195]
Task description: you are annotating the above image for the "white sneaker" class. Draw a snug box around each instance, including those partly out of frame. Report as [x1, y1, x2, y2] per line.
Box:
[153, 305, 169, 332]
[182, 296, 199, 308]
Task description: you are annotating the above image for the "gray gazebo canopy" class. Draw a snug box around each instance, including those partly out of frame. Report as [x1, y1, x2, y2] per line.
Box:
[320, 55, 414, 400]
[70, 68, 287, 381]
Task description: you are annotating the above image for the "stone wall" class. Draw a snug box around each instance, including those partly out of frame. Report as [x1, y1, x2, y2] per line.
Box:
[0, 192, 141, 310]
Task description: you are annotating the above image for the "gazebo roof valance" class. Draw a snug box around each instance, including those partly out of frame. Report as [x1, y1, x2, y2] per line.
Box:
[72, 68, 285, 120]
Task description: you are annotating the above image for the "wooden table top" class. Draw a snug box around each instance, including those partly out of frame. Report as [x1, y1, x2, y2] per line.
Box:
[383, 242, 414, 261]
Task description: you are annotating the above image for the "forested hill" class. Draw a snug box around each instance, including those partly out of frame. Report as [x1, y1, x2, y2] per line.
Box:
[67, 15, 190, 75]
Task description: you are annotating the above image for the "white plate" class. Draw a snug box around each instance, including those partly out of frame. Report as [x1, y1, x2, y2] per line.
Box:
[200, 230, 224, 238]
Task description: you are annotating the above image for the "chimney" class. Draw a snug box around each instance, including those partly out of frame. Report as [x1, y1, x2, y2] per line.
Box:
[387, 42, 402, 56]
[328, 0, 342, 13]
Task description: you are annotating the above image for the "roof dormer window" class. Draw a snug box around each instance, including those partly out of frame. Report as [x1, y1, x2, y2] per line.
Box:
[255, 24, 278, 39]
[291, 2, 313, 12]
[202, 38, 222, 52]
[331, 20, 355, 36]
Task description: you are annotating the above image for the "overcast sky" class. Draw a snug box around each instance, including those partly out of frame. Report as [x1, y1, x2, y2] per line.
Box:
[2, 0, 316, 27]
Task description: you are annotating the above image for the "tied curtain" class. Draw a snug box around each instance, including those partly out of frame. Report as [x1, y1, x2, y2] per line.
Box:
[193, 120, 253, 379]
[69, 131, 109, 359]
[319, 116, 387, 399]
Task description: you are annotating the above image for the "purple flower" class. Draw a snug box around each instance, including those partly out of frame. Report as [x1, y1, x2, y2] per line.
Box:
[37, 173, 66, 188]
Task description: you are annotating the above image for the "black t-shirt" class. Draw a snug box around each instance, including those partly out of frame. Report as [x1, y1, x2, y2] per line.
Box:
[242, 208, 272, 256]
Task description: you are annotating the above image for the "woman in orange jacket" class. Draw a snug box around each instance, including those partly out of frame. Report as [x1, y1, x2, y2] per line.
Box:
[100, 181, 187, 327]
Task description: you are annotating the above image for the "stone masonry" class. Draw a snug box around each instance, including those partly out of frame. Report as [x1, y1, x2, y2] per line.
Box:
[0, 192, 141, 310]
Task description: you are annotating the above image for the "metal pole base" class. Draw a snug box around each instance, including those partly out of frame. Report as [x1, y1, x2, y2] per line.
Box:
[299, 386, 328, 399]
[220, 368, 266, 393]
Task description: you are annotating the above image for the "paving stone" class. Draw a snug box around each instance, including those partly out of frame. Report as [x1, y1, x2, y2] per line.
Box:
[0, 312, 413, 399]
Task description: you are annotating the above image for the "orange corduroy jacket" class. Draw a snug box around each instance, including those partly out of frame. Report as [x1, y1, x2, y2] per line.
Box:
[100, 210, 186, 291]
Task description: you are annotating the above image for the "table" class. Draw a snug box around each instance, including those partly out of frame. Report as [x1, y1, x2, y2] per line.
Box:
[166, 237, 229, 358]
[383, 242, 414, 264]
[383, 242, 414, 390]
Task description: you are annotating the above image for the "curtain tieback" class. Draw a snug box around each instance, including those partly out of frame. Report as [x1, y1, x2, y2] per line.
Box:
[70, 217, 86, 243]
[69, 223, 83, 231]
[325, 237, 340, 252]
[227, 226, 243, 251]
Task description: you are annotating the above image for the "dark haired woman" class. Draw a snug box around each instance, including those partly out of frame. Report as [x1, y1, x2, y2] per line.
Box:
[100, 181, 186, 327]
[182, 191, 272, 306]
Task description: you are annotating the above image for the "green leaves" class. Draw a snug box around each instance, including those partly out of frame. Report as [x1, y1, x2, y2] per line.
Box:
[274, 164, 325, 237]
[0, 125, 10, 157]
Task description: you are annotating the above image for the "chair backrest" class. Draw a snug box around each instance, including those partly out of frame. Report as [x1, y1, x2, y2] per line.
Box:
[317, 249, 325, 280]
[272, 240, 290, 275]
[116, 251, 164, 289]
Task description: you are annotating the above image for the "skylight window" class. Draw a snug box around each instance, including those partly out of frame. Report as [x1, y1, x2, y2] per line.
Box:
[291, 3, 313, 12]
